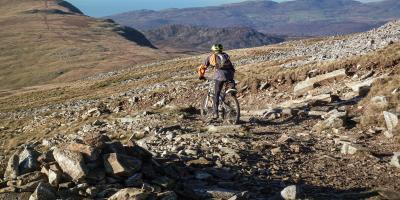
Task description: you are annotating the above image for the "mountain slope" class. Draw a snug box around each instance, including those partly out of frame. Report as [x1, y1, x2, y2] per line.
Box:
[144, 24, 285, 52]
[0, 0, 166, 90]
[0, 21, 399, 199]
[108, 0, 399, 36]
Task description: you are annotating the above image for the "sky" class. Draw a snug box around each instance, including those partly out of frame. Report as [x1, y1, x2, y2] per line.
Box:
[67, 0, 382, 17]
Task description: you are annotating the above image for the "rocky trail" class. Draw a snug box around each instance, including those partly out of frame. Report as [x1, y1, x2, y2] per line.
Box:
[0, 21, 399, 200]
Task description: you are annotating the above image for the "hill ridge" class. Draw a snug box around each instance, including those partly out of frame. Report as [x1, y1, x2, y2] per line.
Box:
[144, 24, 285, 52]
[0, 0, 166, 90]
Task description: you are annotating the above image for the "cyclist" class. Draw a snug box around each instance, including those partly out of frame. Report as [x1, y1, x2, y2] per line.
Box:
[198, 44, 236, 119]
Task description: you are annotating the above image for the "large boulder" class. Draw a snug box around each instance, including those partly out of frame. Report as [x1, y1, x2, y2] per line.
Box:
[52, 148, 88, 182]
[103, 153, 142, 177]
[294, 69, 346, 96]
[65, 143, 100, 162]
[18, 148, 39, 175]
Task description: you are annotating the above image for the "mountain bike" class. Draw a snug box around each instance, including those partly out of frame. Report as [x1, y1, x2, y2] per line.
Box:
[200, 77, 240, 124]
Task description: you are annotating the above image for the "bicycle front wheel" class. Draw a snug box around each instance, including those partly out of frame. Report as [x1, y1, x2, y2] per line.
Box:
[222, 93, 240, 124]
[200, 94, 214, 118]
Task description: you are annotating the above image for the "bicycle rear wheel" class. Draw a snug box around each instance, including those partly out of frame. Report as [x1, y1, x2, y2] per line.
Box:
[222, 93, 240, 124]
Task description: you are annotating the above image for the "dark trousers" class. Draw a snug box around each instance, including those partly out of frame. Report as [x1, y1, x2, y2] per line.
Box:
[214, 80, 235, 115]
[214, 80, 225, 115]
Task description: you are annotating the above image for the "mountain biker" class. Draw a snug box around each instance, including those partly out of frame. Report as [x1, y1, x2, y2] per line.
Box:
[198, 44, 236, 119]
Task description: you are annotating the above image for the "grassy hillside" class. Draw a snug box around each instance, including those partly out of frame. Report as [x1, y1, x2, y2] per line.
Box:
[0, 0, 168, 91]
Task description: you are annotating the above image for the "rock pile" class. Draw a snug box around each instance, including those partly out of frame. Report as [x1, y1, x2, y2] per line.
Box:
[0, 133, 183, 199]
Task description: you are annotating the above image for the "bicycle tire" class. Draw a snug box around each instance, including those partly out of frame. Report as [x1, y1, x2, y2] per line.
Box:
[222, 93, 240, 124]
[200, 94, 213, 117]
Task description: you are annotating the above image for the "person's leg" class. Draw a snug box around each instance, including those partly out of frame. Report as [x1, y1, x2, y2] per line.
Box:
[214, 80, 224, 118]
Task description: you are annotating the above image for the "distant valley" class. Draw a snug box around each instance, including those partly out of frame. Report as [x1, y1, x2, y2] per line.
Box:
[109, 0, 400, 36]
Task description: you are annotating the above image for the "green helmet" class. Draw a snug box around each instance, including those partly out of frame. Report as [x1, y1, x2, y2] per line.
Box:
[211, 44, 223, 52]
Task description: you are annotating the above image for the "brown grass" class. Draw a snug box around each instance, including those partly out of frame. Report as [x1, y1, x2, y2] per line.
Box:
[235, 43, 400, 91]
[0, 0, 170, 91]
[359, 66, 400, 134]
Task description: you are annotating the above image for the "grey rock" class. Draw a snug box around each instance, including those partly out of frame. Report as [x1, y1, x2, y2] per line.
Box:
[4, 152, 19, 180]
[53, 148, 88, 181]
[228, 191, 249, 200]
[93, 119, 104, 126]
[29, 182, 56, 200]
[158, 191, 178, 200]
[16, 171, 46, 187]
[392, 88, 400, 94]
[281, 185, 298, 200]
[125, 173, 143, 187]
[129, 131, 148, 140]
[313, 109, 347, 133]
[18, 148, 39, 175]
[345, 77, 377, 93]
[103, 153, 142, 177]
[18, 180, 43, 192]
[107, 188, 149, 200]
[165, 131, 175, 141]
[184, 149, 198, 156]
[383, 111, 399, 134]
[340, 142, 360, 155]
[271, 147, 282, 155]
[390, 152, 400, 168]
[86, 186, 99, 198]
[153, 98, 167, 107]
[208, 125, 242, 133]
[294, 69, 346, 96]
[48, 168, 61, 187]
[194, 187, 238, 199]
[384, 131, 394, 138]
[65, 143, 100, 162]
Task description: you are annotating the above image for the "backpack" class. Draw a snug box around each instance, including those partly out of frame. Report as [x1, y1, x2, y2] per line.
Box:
[210, 53, 228, 69]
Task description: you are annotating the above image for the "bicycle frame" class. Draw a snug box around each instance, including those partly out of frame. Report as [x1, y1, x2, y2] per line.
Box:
[204, 79, 237, 108]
